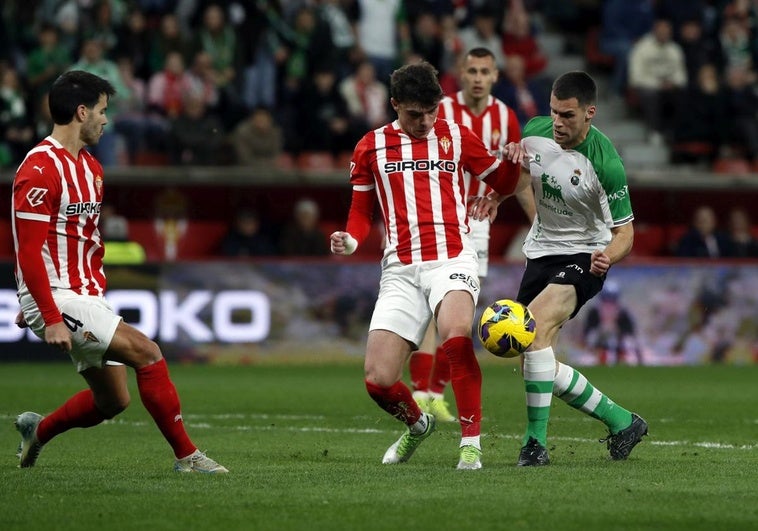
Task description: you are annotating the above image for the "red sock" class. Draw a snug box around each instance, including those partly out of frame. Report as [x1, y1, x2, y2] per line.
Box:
[36, 389, 106, 445]
[408, 351, 433, 392]
[136, 359, 196, 459]
[365, 380, 422, 425]
[441, 336, 481, 437]
[429, 345, 451, 394]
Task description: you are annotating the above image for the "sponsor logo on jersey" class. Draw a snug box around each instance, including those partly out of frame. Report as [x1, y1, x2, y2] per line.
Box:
[95, 175, 103, 195]
[33, 165, 44, 174]
[65, 202, 101, 216]
[384, 159, 458, 173]
[541, 174, 566, 205]
[491, 129, 500, 146]
[607, 185, 630, 202]
[439, 136, 451, 154]
[26, 187, 48, 207]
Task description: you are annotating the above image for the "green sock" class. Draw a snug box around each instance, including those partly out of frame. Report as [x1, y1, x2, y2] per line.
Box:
[523, 347, 555, 446]
[553, 362, 632, 434]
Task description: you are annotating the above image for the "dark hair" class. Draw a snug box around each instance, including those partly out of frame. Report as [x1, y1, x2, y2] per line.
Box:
[466, 47, 496, 60]
[48, 70, 116, 125]
[552, 71, 597, 108]
[390, 61, 443, 107]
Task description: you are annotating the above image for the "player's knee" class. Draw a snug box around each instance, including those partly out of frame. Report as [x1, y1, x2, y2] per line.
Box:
[98, 394, 130, 419]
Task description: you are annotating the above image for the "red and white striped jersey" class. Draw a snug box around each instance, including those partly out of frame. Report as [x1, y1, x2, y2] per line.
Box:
[349, 118, 517, 265]
[438, 92, 521, 197]
[13, 136, 106, 324]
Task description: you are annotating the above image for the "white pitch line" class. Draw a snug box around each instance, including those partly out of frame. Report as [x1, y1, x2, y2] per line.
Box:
[2, 414, 755, 451]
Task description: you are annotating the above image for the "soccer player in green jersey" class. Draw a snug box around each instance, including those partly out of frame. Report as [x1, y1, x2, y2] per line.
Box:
[472, 71, 648, 466]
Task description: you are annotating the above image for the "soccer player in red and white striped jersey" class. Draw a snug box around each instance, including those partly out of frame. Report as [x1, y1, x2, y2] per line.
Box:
[330, 61, 530, 469]
[410, 48, 535, 423]
[12, 71, 226, 473]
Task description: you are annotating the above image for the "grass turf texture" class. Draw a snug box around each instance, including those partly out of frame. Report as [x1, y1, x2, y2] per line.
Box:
[1, 361, 756, 531]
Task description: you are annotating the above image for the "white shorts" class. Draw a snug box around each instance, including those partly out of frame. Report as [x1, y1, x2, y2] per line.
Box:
[369, 248, 481, 349]
[20, 290, 123, 372]
[468, 218, 490, 277]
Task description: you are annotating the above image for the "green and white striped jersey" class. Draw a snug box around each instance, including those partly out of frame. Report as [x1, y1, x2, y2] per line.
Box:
[519, 116, 633, 259]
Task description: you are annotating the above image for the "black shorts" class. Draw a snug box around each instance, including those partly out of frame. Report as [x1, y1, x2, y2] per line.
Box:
[516, 253, 605, 319]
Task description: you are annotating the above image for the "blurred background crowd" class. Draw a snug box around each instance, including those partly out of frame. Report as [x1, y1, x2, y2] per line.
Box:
[1, 0, 755, 169]
[0, 0, 757, 261]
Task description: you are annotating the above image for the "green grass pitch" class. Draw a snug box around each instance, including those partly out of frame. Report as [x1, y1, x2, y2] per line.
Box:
[1, 360, 756, 531]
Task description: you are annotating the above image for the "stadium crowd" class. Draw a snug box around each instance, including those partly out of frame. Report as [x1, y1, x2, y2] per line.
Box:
[1, 0, 753, 170]
[1, 0, 757, 259]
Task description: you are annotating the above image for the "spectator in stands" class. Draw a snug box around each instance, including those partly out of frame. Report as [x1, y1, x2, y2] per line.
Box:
[24, 24, 72, 103]
[316, 0, 360, 80]
[599, 0, 656, 96]
[339, 60, 389, 131]
[279, 198, 329, 256]
[147, 51, 195, 120]
[727, 207, 758, 258]
[675, 205, 733, 258]
[457, 7, 507, 72]
[628, 17, 688, 146]
[167, 93, 224, 165]
[113, 56, 154, 165]
[114, 6, 152, 81]
[501, 3, 548, 81]
[69, 36, 131, 166]
[220, 209, 277, 257]
[241, 0, 286, 111]
[671, 63, 727, 164]
[677, 17, 723, 89]
[297, 67, 358, 156]
[0, 67, 35, 166]
[355, 0, 411, 86]
[719, 12, 754, 71]
[191, 3, 242, 128]
[230, 106, 283, 166]
[496, 54, 549, 127]
[410, 11, 445, 73]
[147, 13, 192, 77]
[281, 5, 337, 99]
[721, 64, 758, 163]
[186, 51, 220, 111]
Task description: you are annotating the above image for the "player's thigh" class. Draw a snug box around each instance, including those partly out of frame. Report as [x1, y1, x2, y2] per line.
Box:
[416, 320, 438, 353]
[426, 250, 480, 321]
[80, 363, 130, 416]
[370, 264, 431, 349]
[436, 290, 476, 341]
[365, 329, 413, 385]
[529, 283, 577, 337]
[105, 321, 162, 368]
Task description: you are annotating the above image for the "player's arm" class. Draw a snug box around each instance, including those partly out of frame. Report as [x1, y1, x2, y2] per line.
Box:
[331, 140, 376, 256]
[470, 164, 531, 222]
[590, 222, 634, 277]
[13, 166, 72, 351]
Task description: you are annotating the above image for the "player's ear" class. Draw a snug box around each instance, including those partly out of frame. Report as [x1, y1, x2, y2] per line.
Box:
[390, 98, 399, 113]
[585, 105, 596, 122]
[76, 104, 88, 123]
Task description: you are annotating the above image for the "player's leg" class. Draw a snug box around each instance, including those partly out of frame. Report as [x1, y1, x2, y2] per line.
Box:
[366, 266, 435, 464]
[427, 343, 456, 422]
[518, 283, 576, 466]
[409, 321, 436, 411]
[436, 290, 482, 469]
[365, 330, 435, 464]
[15, 364, 128, 468]
[106, 321, 227, 472]
[553, 361, 647, 460]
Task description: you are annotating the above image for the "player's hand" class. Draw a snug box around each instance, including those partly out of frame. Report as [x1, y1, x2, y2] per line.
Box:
[502, 141, 526, 165]
[590, 250, 611, 276]
[468, 195, 499, 222]
[45, 321, 72, 353]
[330, 231, 358, 255]
[15, 311, 28, 329]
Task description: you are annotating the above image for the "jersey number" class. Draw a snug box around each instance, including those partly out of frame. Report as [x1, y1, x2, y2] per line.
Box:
[62, 312, 84, 332]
